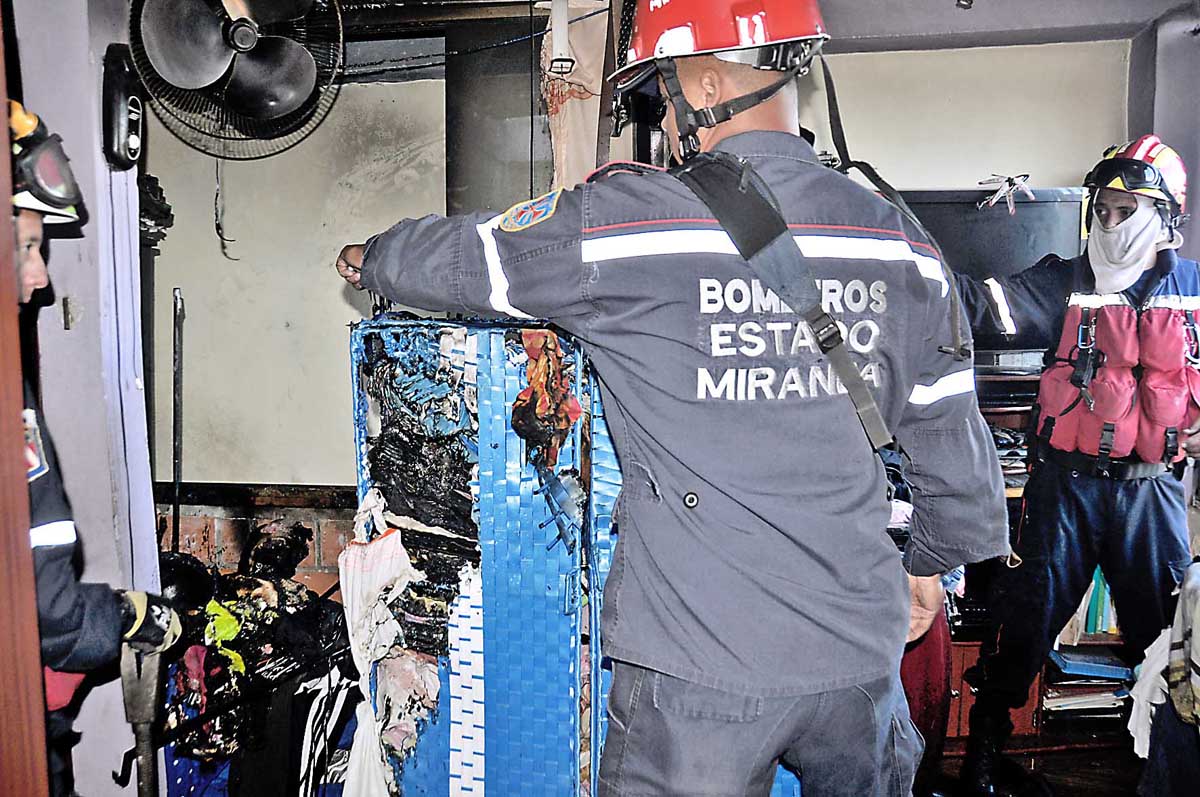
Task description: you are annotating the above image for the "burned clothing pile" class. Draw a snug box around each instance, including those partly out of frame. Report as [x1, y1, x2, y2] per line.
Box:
[349, 323, 485, 790]
[160, 521, 349, 767]
[344, 321, 588, 794]
[360, 324, 477, 536]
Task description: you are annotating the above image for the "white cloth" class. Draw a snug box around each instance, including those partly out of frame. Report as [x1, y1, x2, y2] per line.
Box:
[1129, 628, 1172, 758]
[1087, 195, 1171, 294]
[339, 525, 426, 796]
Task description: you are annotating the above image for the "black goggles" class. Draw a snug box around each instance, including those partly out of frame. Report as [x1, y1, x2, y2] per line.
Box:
[12, 133, 83, 209]
[1085, 158, 1166, 196]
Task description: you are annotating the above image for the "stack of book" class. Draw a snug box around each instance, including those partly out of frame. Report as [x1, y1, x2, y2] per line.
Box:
[1085, 569, 1120, 635]
[1058, 569, 1121, 646]
[1043, 646, 1132, 730]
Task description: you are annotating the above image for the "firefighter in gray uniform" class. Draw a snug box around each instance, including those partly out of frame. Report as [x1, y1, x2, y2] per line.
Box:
[335, 1, 1008, 794]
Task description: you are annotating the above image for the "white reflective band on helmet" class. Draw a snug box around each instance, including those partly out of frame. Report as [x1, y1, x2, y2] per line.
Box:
[984, 278, 1017, 335]
[908, 368, 976, 406]
[582, 230, 947, 293]
[475, 215, 533, 320]
[1066, 292, 1132, 309]
[30, 520, 77, 548]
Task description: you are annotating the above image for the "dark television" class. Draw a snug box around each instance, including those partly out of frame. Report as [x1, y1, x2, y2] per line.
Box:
[902, 187, 1087, 355]
[901, 188, 1087, 282]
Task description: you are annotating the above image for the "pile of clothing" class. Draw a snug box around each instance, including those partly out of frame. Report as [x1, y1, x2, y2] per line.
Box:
[159, 520, 352, 796]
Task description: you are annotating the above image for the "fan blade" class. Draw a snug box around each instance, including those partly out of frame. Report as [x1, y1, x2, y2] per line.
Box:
[221, 0, 315, 25]
[224, 36, 318, 120]
[140, 0, 235, 90]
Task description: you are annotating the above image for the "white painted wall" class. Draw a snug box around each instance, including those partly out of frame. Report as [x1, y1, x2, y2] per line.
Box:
[803, 41, 1129, 191]
[147, 81, 445, 485]
[148, 40, 1127, 487]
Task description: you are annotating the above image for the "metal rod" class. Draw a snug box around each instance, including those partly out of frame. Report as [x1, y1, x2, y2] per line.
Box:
[171, 288, 184, 553]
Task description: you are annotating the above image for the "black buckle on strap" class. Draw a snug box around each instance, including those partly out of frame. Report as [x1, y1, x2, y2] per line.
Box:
[694, 106, 719, 127]
[809, 312, 844, 354]
[1165, 427, 1180, 464]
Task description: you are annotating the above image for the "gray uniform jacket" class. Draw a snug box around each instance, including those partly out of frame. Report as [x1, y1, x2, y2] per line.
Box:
[361, 131, 1008, 696]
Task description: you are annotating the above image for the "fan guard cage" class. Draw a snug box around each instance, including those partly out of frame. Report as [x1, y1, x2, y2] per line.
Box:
[130, 0, 344, 160]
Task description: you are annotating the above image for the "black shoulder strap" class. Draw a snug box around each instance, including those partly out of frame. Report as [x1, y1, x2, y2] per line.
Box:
[672, 152, 894, 451]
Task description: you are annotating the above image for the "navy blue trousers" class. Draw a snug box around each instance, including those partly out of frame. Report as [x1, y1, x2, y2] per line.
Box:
[969, 459, 1191, 713]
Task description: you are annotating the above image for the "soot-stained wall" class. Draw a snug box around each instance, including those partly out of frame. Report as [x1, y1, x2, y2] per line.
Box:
[147, 81, 446, 484]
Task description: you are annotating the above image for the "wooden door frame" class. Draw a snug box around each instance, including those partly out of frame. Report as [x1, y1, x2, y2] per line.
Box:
[0, 8, 50, 796]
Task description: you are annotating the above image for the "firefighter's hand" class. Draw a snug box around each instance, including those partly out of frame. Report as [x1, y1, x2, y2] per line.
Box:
[1182, 420, 1200, 457]
[119, 591, 182, 654]
[907, 574, 944, 643]
[336, 244, 366, 290]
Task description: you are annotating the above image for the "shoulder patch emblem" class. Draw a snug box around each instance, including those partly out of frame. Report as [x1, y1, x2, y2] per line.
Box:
[499, 190, 562, 233]
[24, 408, 48, 483]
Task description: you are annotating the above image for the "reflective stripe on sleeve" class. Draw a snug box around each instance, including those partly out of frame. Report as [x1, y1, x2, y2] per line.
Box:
[30, 520, 77, 548]
[908, 368, 976, 406]
[984, 278, 1018, 335]
[475, 215, 534, 320]
[582, 229, 739, 261]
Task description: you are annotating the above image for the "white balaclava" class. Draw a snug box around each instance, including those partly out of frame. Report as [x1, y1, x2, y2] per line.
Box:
[1088, 193, 1181, 294]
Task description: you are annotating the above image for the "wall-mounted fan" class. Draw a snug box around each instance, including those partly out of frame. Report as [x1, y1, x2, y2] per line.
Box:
[130, 0, 343, 159]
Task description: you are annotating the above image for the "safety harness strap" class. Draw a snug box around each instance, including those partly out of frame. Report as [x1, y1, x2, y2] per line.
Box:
[1097, 422, 1116, 474]
[672, 151, 893, 451]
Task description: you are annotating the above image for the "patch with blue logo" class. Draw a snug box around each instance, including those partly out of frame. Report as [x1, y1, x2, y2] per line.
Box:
[499, 189, 562, 233]
[24, 408, 48, 482]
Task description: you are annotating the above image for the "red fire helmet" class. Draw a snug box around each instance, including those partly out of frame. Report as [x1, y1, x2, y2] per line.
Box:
[1084, 134, 1188, 223]
[611, 0, 830, 89]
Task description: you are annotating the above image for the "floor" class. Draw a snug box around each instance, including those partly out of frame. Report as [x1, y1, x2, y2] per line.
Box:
[934, 746, 1144, 796]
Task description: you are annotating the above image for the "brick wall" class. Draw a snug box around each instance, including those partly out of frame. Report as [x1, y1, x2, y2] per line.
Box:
[156, 503, 354, 601]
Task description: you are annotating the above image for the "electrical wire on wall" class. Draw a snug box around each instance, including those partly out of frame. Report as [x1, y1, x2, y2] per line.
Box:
[346, 8, 606, 80]
[214, 160, 238, 261]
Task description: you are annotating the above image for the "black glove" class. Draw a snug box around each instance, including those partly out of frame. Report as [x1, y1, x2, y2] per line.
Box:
[119, 590, 182, 654]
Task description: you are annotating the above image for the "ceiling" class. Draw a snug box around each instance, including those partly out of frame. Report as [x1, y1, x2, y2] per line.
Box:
[340, 0, 1193, 49]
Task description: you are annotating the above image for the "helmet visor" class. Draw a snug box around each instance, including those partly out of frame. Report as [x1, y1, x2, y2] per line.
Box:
[13, 134, 83, 210]
[1086, 158, 1166, 196]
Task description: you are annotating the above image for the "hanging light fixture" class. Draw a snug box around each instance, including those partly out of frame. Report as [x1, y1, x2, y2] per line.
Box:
[956, 0, 974, 8]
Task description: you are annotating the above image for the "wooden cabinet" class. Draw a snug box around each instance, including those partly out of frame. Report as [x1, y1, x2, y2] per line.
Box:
[947, 640, 1041, 738]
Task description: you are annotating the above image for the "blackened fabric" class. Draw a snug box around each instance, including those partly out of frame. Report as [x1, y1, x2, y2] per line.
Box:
[968, 459, 1191, 711]
[361, 131, 1008, 696]
[25, 379, 123, 671]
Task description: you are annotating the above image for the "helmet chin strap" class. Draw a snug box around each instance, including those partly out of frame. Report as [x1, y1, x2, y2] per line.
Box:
[654, 57, 802, 161]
